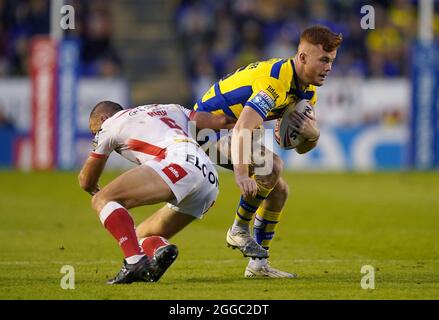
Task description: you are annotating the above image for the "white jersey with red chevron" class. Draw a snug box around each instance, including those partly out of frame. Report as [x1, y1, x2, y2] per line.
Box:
[91, 104, 196, 164]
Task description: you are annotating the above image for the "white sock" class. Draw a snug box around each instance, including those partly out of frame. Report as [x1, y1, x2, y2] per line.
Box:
[125, 254, 145, 265]
[231, 220, 250, 233]
[249, 258, 267, 268]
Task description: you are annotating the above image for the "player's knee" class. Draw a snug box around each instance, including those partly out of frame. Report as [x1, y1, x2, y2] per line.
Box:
[276, 179, 290, 203]
[267, 155, 284, 187]
[92, 190, 127, 213]
[273, 155, 284, 177]
[91, 192, 108, 214]
[268, 180, 289, 206]
[91, 193, 99, 213]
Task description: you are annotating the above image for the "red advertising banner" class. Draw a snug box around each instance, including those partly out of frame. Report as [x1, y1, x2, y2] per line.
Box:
[30, 37, 58, 170]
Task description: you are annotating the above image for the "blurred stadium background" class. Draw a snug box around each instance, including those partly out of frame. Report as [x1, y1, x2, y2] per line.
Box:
[0, 0, 438, 171]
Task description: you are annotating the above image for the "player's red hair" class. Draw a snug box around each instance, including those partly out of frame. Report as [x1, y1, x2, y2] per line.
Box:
[300, 25, 343, 52]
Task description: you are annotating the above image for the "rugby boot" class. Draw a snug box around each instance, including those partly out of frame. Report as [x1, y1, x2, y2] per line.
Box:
[107, 255, 151, 284]
[226, 227, 269, 259]
[148, 244, 179, 282]
[244, 259, 297, 278]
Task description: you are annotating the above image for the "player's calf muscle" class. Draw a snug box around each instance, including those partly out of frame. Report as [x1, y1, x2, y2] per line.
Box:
[265, 179, 289, 209]
[90, 188, 134, 213]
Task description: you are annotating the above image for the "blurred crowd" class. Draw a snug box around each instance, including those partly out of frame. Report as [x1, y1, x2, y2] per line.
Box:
[0, 0, 121, 78]
[173, 0, 439, 100]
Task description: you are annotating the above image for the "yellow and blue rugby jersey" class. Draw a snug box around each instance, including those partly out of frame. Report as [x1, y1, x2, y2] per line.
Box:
[193, 58, 317, 121]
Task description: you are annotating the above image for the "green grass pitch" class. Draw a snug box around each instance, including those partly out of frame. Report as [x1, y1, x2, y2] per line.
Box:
[0, 170, 438, 299]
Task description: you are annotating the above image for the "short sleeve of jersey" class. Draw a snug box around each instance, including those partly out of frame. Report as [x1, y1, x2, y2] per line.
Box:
[91, 128, 114, 158]
[175, 105, 196, 120]
[245, 77, 288, 120]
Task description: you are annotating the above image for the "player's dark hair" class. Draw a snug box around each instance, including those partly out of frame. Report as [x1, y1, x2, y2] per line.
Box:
[300, 25, 343, 52]
[89, 101, 123, 120]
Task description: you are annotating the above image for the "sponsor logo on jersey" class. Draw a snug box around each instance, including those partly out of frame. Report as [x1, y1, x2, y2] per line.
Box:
[128, 105, 168, 117]
[266, 85, 279, 101]
[147, 110, 167, 117]
[162, 163, 188, 184]
[186, 154, 219, 187]
[251, 91, 275, 115]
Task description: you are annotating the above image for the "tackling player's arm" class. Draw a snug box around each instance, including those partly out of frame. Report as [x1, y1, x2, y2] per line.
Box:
[177, 105, 236, 130]
[231, 106, 263, 198]
[78, 126, 113, 196]
[192, 111, 236, 130]
[78, 155, 108, 195]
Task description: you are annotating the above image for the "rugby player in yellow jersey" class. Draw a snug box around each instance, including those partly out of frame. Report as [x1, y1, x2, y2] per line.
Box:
[193, 25, 342, 278]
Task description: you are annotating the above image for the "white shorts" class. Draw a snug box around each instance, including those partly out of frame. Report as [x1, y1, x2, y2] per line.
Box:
[145, 142, 219, 219]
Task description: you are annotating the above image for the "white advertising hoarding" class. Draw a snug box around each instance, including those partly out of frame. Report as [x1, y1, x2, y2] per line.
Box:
[0, 77, 409, 170]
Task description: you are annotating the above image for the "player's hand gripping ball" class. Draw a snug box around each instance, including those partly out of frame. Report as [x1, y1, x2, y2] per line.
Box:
[275, 99, 315, 149]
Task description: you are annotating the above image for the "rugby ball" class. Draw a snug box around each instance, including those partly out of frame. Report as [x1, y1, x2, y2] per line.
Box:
[274, 99, 315, 149]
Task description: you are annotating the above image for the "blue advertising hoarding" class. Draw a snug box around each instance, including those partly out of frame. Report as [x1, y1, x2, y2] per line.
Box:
[57, 39, 79, 170]
[409, 41, 439, 169]
[277, 124, 407, 171]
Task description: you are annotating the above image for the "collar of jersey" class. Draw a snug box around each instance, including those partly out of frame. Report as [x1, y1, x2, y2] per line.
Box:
[289, 59, 314, 100]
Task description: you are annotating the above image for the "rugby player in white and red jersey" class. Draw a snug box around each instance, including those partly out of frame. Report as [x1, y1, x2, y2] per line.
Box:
[78, 101, 234, 284]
